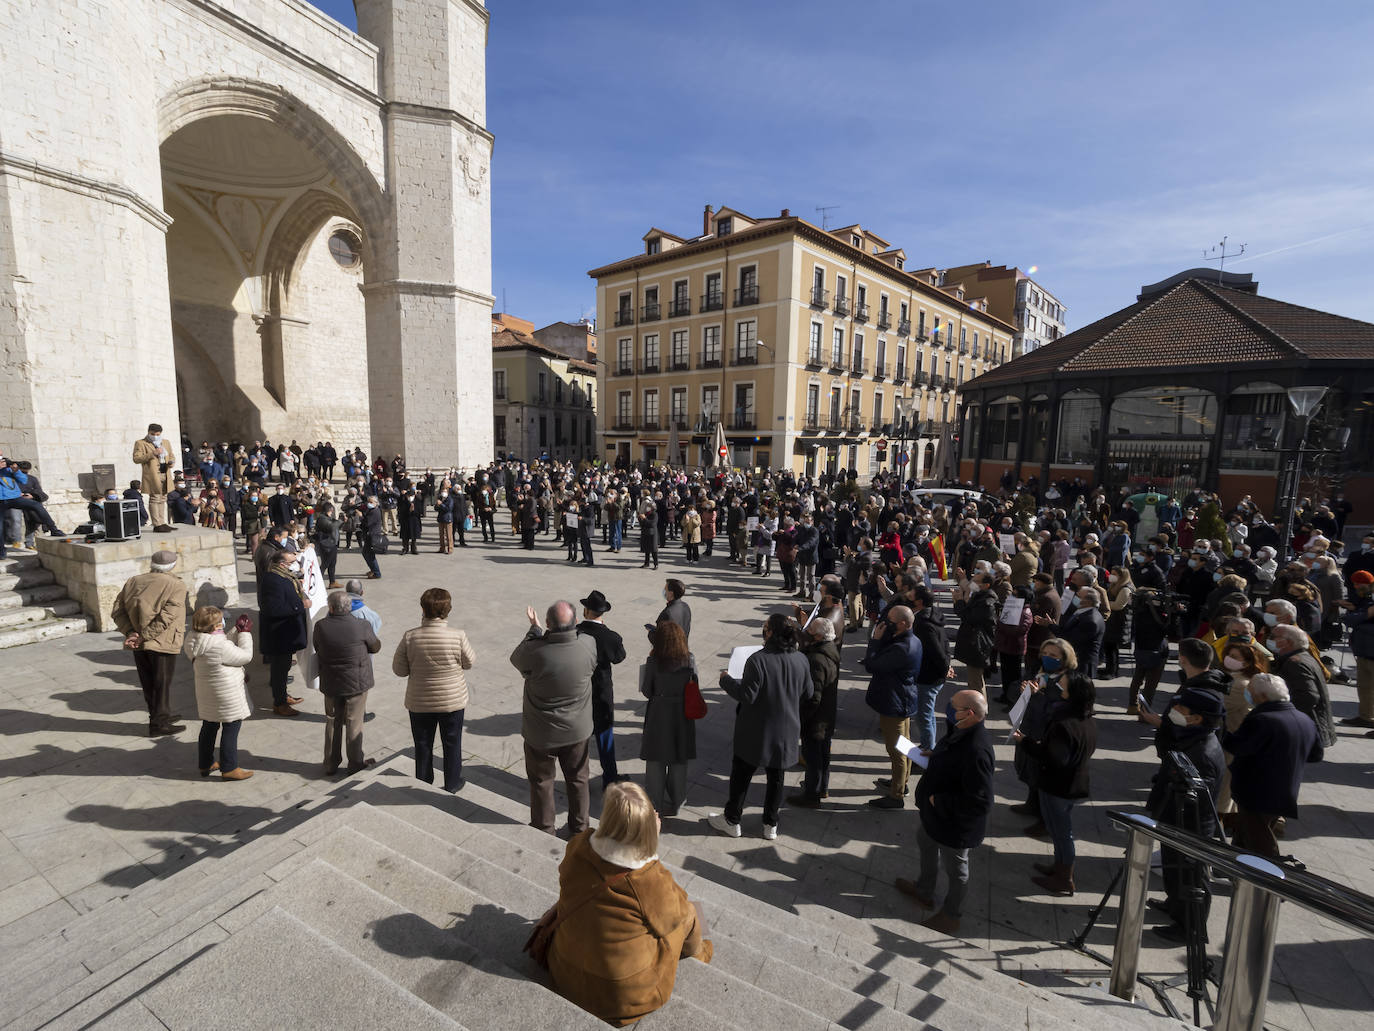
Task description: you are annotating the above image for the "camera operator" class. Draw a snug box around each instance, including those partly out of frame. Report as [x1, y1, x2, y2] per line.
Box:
[1127, 588, 1180, 715]
[0, 453, 65, 559]
[1143, 687, 1226, 943]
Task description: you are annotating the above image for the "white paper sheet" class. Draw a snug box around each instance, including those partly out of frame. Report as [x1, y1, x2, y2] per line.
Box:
[727, 644, 762, 680]
[746, 516, 759, 533]
[801, 603, 820, 629]
[1006, 686, 1031, 739]
[1000, 596, 1026, 626]
[564, 512, 578, 528]
[895, 735, 930, 769]
[999, 532, 1015, 554]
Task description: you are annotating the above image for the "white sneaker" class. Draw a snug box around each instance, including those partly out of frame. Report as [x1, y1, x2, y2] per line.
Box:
[707, 813, 741, 838]
[762, 822, 778, 841]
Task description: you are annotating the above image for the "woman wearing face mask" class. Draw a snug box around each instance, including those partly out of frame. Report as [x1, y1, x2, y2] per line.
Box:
[1309, 555, 1346, 650]
[1175, 550, 1215, 638]
[1214, 641, 1267, 827]
[359, 495, 384, 578]
[185, 605, 255, 780]
[1014, 640, 1097, 897]
[1100, 564, 1134, 679]
[1010, 639, 1073, 825]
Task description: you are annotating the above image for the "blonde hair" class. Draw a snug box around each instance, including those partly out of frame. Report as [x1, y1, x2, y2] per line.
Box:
[1039, 636, 1078, 670]
[594, 781, 659, 860]
[191, 605, 223, 633]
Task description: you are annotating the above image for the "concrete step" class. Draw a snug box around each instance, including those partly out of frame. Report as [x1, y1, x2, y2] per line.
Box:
[0, 554, 41, 575]
[425, 773, 1178, 1031]
[0, 582, 68, 610]
[0, 614, 89, 649]
[0, 567, 55, 591]
[0, 597, 83, 629]
[138, 906, 467, 1030]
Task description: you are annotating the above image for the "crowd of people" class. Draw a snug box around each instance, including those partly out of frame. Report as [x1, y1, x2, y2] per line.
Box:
[94, 427, 1368, 1026]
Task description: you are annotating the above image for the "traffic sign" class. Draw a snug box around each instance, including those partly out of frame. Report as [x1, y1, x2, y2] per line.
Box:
[718, 445, 728, 458]
[897, 451, 909, 465]
[876, 438, 888, 451]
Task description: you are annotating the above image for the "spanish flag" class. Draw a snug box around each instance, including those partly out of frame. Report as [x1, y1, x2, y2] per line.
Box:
[929, 534, 948, 579]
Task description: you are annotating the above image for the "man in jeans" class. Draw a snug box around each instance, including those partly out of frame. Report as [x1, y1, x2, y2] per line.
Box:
[863, 605, 923, 810]
[510, 600, 598, 835]
[897, 690, 994, 933]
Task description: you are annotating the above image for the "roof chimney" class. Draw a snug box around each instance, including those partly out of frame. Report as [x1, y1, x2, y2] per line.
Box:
[780, 208, 790, 217]
[703, 205, 713, 236]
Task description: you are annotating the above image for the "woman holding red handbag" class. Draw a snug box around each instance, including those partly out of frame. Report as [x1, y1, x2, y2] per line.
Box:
[639, 620, 697, 816]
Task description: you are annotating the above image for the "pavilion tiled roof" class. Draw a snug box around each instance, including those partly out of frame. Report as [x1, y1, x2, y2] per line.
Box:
[963, 277, 1374, 391]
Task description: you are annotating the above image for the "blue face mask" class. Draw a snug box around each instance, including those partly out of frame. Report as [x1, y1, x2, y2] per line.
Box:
[945, 703, 959, 730]
[1041, 655, 1062, 672]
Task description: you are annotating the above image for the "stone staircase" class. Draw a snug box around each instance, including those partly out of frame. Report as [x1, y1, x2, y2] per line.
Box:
[0, 554, 89, 649]
[0, 758, 1192, 1031]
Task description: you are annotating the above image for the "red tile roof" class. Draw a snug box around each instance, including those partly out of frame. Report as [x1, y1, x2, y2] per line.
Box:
[963, 277, 1374, 391]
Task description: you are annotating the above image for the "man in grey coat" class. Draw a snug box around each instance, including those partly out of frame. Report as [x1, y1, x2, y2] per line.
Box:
[313, 591, 382, 775]
[511, 599, 599, 835]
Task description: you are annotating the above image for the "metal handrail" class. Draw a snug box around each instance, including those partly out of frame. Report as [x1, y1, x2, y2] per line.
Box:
[1105, 809, 1374, 1031]
[1107, 810, 1374, 935]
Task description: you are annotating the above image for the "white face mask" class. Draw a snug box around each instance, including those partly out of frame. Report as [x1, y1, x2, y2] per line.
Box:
[1168, 708, 1190, 727]
[1263, 612, 1278, 626]
[1222, 655, 1246, 671]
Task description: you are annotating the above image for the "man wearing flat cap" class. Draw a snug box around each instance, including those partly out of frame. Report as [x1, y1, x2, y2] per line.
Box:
[1145, 684, 1227, 943]
[111, 550, 189, 736]
[577, 590, 626, 790]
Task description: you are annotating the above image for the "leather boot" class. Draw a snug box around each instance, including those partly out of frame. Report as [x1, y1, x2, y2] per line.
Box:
[1031, 863, 1075, 896]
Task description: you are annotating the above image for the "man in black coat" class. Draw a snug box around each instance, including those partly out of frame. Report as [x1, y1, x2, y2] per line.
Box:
[258, 549, 309, 716]
[1145, 686, 1227, 943]
[1058, 586, 1106, 675]
[896, 690, 994, 933]
[577, 590, 626, 791]
[267, 484, 296, 527]
[1224, 673, 1323, 858]
[451, 487, 471, 547]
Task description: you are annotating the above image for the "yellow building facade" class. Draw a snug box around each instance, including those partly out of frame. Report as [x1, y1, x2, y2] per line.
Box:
[588, 206, 1014, 477]
[491, 326, 599, 464]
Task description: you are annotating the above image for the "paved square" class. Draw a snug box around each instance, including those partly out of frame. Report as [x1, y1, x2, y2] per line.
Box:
[0, 525, 1370, 1030]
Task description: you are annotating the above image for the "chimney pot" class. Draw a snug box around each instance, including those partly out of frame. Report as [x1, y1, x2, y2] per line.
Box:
[781, 208, 790, 217]
[703, 205, 713, 235]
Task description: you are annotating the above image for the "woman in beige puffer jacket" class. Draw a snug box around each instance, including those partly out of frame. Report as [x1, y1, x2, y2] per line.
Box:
[185, 605, 254, 780]
[392, 587, 476, 792]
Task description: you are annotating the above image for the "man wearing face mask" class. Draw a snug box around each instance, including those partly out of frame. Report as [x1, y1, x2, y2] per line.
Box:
[1131, 549, 1165, 591]
[359, 495, 384, 578]
[1342, 533, 1374, 591]
[132, 423, 176, 530]
[952, 568, 998, 699]
[863, 605, 923, 810]
[1144, 686, 1226, 943]
[894, 690, 993, 933]
[1269, 625, 1337, 749]
[1175, 549, 1215, 637]
[656, 580, 691, 642]
[1057, 586, 1106, 678]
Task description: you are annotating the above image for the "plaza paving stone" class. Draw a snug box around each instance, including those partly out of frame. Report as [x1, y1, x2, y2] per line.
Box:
[0, 523, 1370, 1029]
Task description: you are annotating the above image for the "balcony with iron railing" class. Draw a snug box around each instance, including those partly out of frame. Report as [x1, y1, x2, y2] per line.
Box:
[610, 418, 635, 432]
[697, 349, 722, 369]
[915, 327, 929, 341]
[639, 357, 661, 374]
[958, 343, 968, 355]
[827, 412, 844, 431]
[809, 285, 829, 308]
[845, 414, 865, 434]
[803, 412, 821, 432]
[733, 284, 759, 307]
[911, 369, 928, 387]
[666, 415, 691, 431]
[873, 360, 886, 380]
[612, 361, 634, 376]
[828, 353, 846, 372]
[494, 388, 507, 400]
[833, 295, 850, 317]
[668, 355, 691, 371]
[805, 347, 824, 368]
[700, 292, 724, 313]
[639, 416, 661, 431]
[853, 301, 870, 322]
[669, 298, 691, 318]
[641, 302, 661, 322]
[894, 362, 906, 381]
[877, 311, 891, 330]
[728, 411, 756, 431]
[945, 338, 957, 352]
[730, 348, 759, 366]
[897, 318, 911, 336]
[848, 356, 869, 376]
[614, 309, 634, 327]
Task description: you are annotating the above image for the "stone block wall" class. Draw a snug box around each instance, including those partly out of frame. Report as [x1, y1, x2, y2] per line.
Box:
[36, 526, 239, 632]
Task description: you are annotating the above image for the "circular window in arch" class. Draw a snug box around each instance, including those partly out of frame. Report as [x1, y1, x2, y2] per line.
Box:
[328, 229, 362, 270]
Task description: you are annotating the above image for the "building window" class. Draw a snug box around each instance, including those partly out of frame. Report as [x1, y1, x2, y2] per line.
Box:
[1109, 386, 1217, 438]
[555, 378, 563, 403]
[852, 332, 864, 363]
[670, 387, 687, 427]
[832, 327, 844, 366]
[643, 389, 659, 423]
[617, 337, 632, 372]
[328, 229, 362, 269]
[899, 301, 909, 321]
[1055, 391, 1102, 465]
[701, 385, 719, 425]
[917, 310, 926, 337]
[806, 383, 820, 426]
[493, 415, 506, 447]
[809, 321, 823, 363]
[539, 416, 547, 447]
[646, 238, 660, 255]
[735, 319, 757, 362]
[851, 234, 861, 247]
[538, 371, 547, 403]
[555, 416, 564, 446]
[733, 383, 754, 427]
[873, 392, 884, 429]
[717, 217, 732, 236]
[671, 329, 689, 368]
[493, 369, 506, 399]
[836, 274, 847, 302]
[617, 391, 631, 424]
[704, 272, 722, 308]
[643, 333, 659, 369]
[829, 386, 842, 425]
[702, 325, 721, 364]
[981, 395, 1023, 461]
[1220, 383, 1286, 471]
[570, 418, 578, 445]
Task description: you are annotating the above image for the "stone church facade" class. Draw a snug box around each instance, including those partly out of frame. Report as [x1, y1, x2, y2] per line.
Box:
[1, 0, 494, 523]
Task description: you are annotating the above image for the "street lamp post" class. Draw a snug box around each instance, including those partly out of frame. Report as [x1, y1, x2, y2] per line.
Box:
[1280, 386, 1328, 564]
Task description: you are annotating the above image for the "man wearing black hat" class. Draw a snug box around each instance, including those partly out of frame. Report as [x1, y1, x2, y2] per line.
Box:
[578, 590, 627, 790]
[1144, 684, 1226, 943]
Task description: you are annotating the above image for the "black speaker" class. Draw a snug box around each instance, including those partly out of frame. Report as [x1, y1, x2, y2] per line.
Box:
[103, 499, 142, 541]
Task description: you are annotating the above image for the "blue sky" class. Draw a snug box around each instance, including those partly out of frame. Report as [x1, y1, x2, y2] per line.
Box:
[310, 0, 1374, 331]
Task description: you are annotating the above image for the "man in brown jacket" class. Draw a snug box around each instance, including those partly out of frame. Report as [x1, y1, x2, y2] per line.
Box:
[111, 549, 189, 735]
[313, 591, 382, 775]
[132, 423, 175, 530]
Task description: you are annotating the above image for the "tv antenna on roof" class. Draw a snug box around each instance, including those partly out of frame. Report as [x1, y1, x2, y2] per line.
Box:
[1202, 236, 1246, 285]
[815, 205, 839, 230]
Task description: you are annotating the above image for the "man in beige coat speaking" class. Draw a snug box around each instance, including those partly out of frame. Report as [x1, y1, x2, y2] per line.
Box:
[133, 422, 175, 530]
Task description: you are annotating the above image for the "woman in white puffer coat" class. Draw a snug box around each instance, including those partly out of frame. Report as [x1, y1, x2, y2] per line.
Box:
[185, 605, 255, 781]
